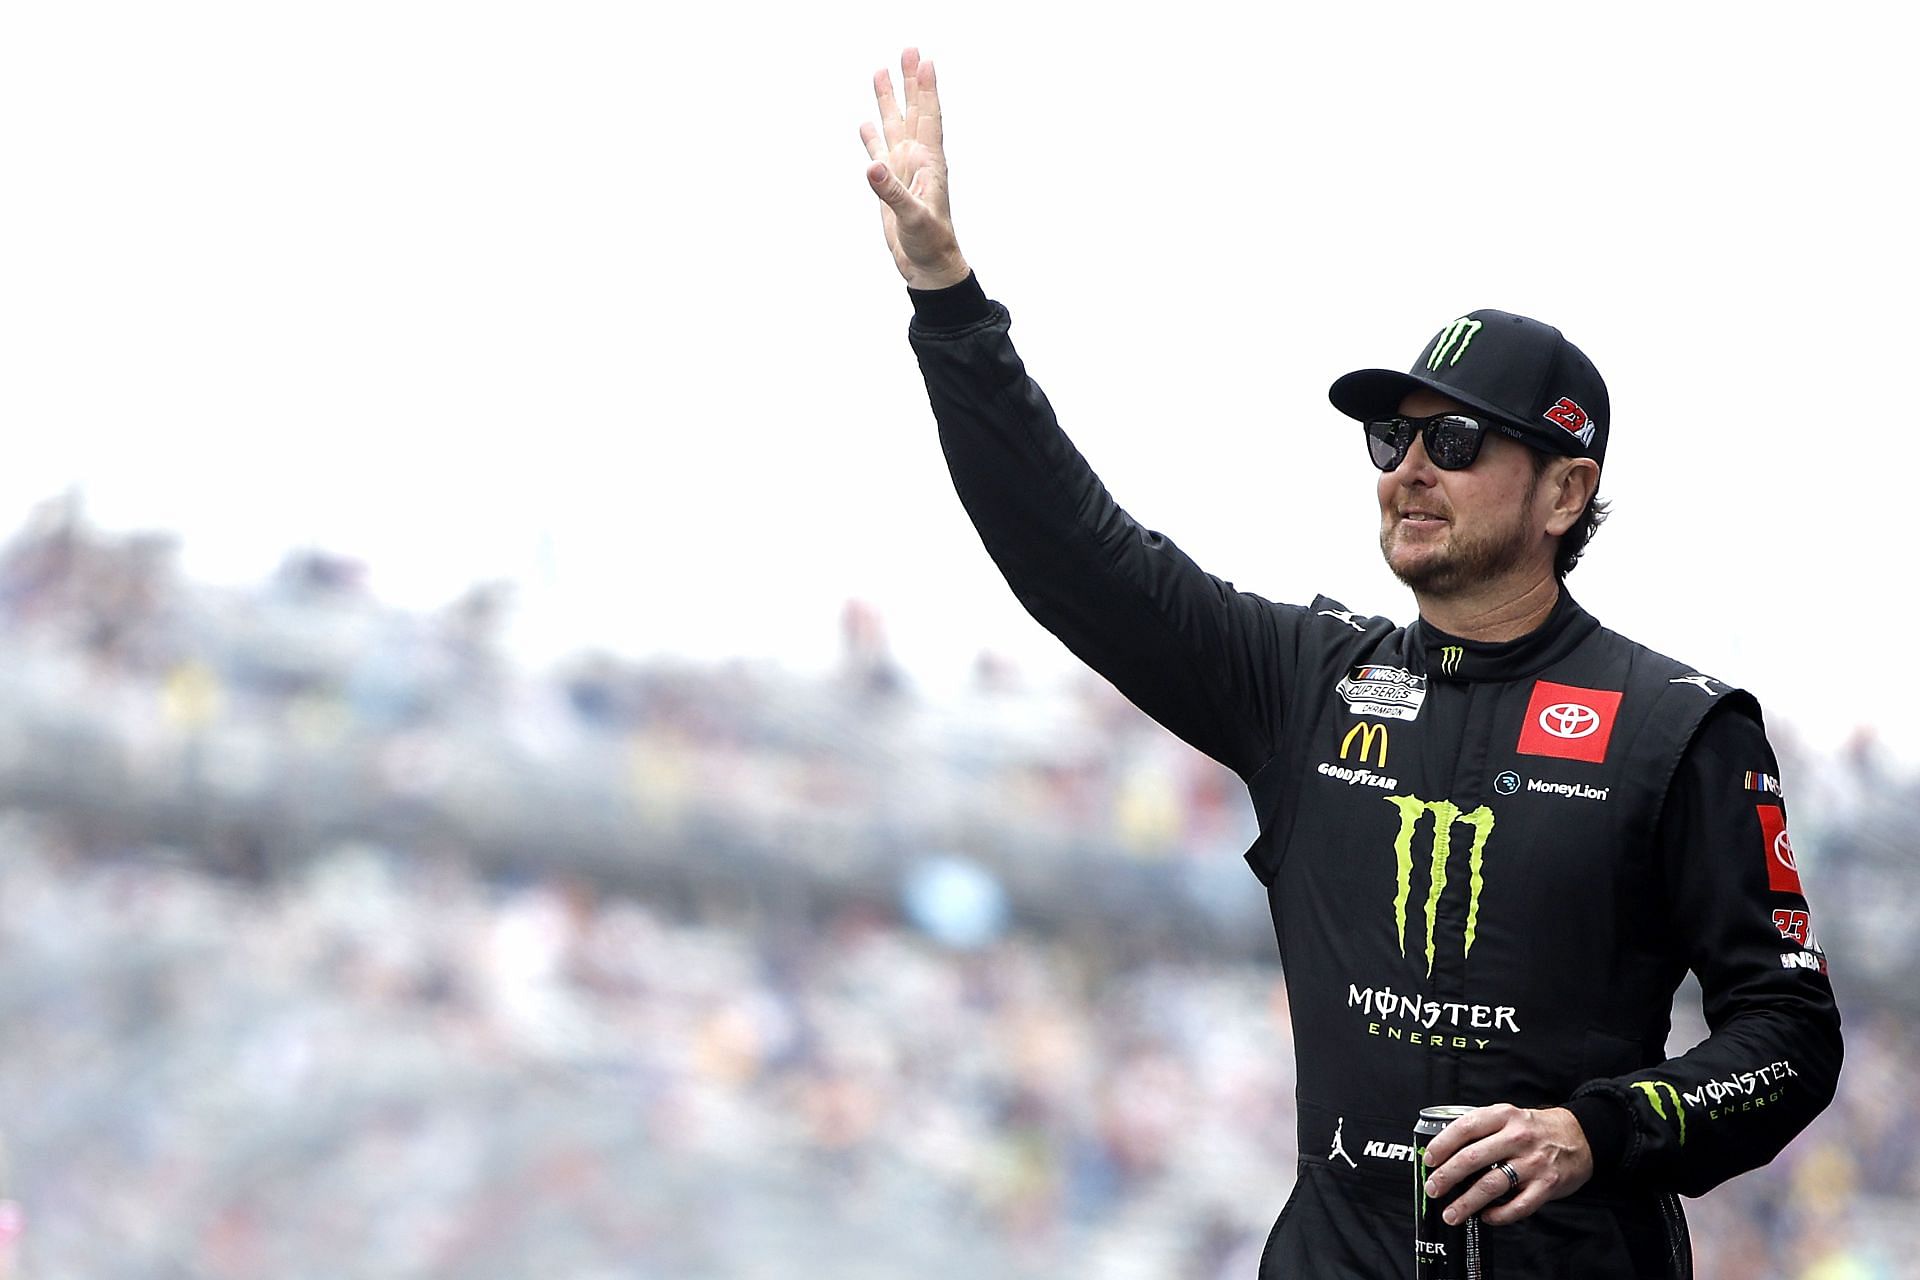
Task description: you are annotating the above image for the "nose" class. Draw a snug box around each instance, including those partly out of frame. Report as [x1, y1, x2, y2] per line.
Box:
[1392, 431, 1439, 484]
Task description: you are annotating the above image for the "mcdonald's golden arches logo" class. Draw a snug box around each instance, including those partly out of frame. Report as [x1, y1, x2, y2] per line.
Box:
[1341, 721, 1390, 768]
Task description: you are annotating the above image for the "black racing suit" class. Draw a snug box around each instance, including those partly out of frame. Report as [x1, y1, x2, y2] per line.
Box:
[905, 276, 1842, 1279]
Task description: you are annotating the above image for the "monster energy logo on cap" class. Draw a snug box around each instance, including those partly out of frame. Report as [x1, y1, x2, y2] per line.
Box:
[1385, 796, 1495, 977]
[1426, 317, 1484, 370]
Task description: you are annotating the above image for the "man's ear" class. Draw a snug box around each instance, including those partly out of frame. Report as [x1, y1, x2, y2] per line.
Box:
[1544, 459, 1600, 536]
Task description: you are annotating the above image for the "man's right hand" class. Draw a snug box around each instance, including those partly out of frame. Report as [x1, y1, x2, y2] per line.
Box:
[860, 48, 971, 291]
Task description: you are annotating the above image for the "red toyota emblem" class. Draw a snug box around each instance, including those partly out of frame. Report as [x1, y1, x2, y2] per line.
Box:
[1757, 805, 1803, 894]
[1516, 681, 1621, 763]
[1539, 702, 1600, 739]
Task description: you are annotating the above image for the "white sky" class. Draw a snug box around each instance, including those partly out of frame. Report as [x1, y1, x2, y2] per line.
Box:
[2, 2, 1915, 760]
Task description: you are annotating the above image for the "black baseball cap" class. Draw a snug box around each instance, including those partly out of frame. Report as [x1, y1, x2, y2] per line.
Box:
[1329, 309, 1610, 469]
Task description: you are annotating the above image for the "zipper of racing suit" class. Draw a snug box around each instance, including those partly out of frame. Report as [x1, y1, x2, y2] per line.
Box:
[1658, 1192, 1692, 1279]
[1424, 678, 1494, 1114]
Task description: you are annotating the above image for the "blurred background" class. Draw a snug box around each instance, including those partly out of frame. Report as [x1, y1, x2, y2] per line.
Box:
[1, 2, 1915, 1277]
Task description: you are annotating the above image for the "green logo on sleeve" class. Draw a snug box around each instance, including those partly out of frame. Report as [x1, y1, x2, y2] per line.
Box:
[1631, 1080, 1688, 1145]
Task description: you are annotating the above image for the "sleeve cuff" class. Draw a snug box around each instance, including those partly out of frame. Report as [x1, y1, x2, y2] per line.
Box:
[1566, 1092, 1632, 1176]
[907, 272, 990, 330]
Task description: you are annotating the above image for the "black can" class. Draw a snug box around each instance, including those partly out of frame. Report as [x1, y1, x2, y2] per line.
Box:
[1414, 1105, 1490, 1279]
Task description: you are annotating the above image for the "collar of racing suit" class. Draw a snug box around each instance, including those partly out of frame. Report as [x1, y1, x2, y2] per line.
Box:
[1409, 588, 1601, 683]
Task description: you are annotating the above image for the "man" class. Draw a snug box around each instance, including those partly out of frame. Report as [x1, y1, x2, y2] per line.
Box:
[860, 50, 1841, 1278]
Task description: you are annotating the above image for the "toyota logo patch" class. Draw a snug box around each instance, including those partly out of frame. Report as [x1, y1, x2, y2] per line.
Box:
[1756, 804, 1804, 894]
[1516, 680, 1623, 764]
[1539, 702, 1601, 739]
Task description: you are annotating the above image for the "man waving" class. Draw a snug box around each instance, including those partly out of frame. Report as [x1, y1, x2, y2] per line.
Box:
[862, 49, 1840, 1278]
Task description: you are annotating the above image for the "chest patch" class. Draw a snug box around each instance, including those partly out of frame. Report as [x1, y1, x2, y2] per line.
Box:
[1515, 680, 1622, 763]
[1335, 665, 1427, 722]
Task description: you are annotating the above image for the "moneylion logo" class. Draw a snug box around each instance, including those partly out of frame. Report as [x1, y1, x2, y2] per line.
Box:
[1631, 1080, 1688, 1145]
[1384, 795, 1494, 976]
[1341, 722, 1389, 768]
[1439, 645, 1464, 676]
[1427, 317, 1483, 370]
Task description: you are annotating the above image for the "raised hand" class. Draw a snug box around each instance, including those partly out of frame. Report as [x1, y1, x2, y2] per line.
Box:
[860, 48, 971, 290]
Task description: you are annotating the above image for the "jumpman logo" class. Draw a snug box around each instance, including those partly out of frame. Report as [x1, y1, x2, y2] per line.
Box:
[1329, 1116, 1358, 1169]
[1318, 609, 1367, 633]
[1670, 675, 1719, 694]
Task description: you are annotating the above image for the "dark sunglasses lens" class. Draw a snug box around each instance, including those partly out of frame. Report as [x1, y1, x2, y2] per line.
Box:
[1365, 421, 1408, 471]
[1425, 416, 1485, 470]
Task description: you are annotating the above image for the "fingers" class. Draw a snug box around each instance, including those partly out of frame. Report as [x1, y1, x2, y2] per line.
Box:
[1423, 1105, 1516, 1220]
[1480, 1175, 1555, 1228]
[1420, 1104, 1508, 1171]
[1438, 1161, 1521, 1225]
[913, 56, 944, 154]
[1421, 1104, 1595, 1228]
[865, 161, 915, 212]
[1423, 1104, 1516, 1204]
[873, 66, 903, 150]
[862, 48, 944, 204]
[872, 49, 940, 158]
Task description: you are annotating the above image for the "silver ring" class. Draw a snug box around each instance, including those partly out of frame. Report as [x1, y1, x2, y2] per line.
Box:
[1494, 1160, 1520, 1191]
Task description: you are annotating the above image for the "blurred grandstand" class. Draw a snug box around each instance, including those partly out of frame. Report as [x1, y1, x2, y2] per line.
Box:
[0, 494, 1912, 1279]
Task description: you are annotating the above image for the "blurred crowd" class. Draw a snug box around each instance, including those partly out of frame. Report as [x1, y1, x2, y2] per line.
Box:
[0, 498, 1915, 1278]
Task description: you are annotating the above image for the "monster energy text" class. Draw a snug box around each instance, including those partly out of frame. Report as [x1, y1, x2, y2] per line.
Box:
[1348, 982, 1519, 1049]
[1683, 1061, 1799, 1118]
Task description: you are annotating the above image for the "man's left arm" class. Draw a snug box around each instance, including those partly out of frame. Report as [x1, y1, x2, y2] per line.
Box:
[1422, 704, 1843, 1224]
[1566, 703, 1842, 1195]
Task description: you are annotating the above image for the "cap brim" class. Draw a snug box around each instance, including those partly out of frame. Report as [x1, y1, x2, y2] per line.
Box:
[1328, 369, 1581, 457]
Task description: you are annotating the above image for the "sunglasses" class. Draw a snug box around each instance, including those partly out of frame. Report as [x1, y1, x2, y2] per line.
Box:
[1363, 413, 1528, 472]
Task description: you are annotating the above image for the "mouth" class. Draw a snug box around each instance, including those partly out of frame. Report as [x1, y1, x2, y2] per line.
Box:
[1397, 510, 1449, 525]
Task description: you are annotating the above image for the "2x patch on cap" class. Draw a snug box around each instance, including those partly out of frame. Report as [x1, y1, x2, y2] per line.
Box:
[1542, 397, 1596, 448]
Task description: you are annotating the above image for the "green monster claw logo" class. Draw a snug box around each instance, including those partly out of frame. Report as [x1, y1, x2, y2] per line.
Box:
[1385, 796, 1495, 977]
[1427, 317, 1484, 370]
[1632, 1080, 1688, 1145]
[1440, 645, 1465, 676]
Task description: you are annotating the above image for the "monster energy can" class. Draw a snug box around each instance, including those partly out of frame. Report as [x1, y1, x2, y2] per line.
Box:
[1415, 1105, 1491, 1279]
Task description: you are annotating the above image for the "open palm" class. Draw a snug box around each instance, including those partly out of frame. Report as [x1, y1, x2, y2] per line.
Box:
[860, 48, 970, 290]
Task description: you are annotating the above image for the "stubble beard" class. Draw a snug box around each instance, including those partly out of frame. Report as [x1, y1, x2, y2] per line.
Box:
[1381, 483, 1540, 598]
